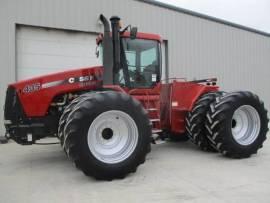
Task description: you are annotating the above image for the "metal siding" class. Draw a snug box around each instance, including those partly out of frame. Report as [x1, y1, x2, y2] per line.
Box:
[0, 0, 269, 134]
[16, 26, 101, 80]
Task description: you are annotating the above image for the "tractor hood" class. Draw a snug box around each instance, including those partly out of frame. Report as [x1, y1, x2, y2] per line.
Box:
[7, 66, 103, 117]
[9, 66, 103, 91]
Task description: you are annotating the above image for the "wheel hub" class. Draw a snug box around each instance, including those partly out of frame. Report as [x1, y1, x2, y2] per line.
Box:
[231, 105, 261, 145]
[87, 110, 138, 164]
[101, 128, 114, 140]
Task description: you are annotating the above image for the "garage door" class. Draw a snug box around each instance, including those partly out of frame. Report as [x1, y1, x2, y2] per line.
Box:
[16, 26, 101, 80]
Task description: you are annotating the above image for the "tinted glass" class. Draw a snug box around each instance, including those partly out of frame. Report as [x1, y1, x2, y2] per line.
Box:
[121, 38, 160, 88]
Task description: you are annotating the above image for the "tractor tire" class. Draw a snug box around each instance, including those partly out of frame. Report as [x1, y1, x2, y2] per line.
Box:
[58, 93, 93, 146]
[205, 91, 269, 158]
[185, 91, 224, 151]
[63, 91, 151, 180]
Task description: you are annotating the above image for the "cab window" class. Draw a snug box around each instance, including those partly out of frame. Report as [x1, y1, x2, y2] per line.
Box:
[121, 38, 160, 88]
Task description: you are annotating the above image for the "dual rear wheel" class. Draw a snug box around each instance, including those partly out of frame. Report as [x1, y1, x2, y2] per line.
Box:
[186, 91, 224, 151]
[186, 91, 269, 158]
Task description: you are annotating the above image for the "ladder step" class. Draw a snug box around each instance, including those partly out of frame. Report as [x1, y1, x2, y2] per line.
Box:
[152, 129, 162, 134]
[147, 108, 158, 112]
[150, 119, 160, 122]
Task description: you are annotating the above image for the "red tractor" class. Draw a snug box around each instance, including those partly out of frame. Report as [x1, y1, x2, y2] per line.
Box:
[4, 15, 269, 180]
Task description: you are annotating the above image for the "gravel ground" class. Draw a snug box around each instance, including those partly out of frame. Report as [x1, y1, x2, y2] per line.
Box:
[0, 137, 270, 203]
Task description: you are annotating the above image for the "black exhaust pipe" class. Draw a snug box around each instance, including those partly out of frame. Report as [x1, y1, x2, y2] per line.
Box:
[99, 14, 110, 34]
[99, 14, 113, 85]
[99, 14, 122, 85]
[110, 16, 121, 84]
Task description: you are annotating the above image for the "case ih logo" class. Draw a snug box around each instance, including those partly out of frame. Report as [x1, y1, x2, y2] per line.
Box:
[68, 75, 95, 84]
[22, 83, 41, 93]
[22, 74, 100, 94]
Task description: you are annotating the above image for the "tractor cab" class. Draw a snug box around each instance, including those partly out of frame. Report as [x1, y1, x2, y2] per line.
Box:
[97, 15, 162, 89]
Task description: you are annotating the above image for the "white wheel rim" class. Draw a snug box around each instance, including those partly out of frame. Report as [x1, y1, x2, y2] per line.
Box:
[231, 105, 261, 146]
[87, 110, 138, 164]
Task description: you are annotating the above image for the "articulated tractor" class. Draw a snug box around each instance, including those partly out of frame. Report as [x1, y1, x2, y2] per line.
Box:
[4, 15, 269, 180]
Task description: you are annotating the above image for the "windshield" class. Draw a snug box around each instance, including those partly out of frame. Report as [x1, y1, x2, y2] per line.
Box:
[120, 38, 160, 88]
[97, 38, 161, 88]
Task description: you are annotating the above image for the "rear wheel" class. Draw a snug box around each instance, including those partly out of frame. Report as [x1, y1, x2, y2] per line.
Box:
[63, 91, 151, 180]
[205, 91, 269, 158]
[185, 91, 224, 151]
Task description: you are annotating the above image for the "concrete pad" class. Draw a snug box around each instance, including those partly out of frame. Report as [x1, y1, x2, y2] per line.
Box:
[0, 137, 270, 203]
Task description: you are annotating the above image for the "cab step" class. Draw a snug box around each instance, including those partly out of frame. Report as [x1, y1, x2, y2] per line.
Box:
[146, 108, 158, 112]
[152, 129, 162, 134]
[150, 118, 160, 122]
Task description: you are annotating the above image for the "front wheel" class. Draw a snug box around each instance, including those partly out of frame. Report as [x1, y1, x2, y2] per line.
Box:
[63, 91, 151, 180]
[205, 91, 269, 158]
[58, 93, 94, 146]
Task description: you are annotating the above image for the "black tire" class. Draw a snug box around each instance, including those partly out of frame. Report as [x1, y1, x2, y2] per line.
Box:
[205, 91, 269, 158]
[185, 91, 224, 151]
[58, 93, 93, 146]
[63, 91, 151, 180]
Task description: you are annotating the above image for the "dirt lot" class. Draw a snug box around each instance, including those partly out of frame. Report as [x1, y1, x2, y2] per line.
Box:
[0, 137, 270, 203]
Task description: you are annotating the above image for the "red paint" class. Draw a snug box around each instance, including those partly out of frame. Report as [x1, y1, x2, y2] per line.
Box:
[103, 81, 218, 134]
[121, 32, 162, 42]
[169, 81, 218, 133]
[9, 66, 219, 134]
[9, 66, 103, 117]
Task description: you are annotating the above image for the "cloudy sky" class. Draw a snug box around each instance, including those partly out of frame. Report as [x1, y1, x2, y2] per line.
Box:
[156, 0, 270, 33]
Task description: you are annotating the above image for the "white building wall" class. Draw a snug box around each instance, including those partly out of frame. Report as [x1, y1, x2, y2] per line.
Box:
[0, 0, 269, 134]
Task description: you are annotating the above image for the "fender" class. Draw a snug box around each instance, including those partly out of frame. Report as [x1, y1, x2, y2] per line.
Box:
[160, 80, 219, 133]
[9, 66, 103, 117]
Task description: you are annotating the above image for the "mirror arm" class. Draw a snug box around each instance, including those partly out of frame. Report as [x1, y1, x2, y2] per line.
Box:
[120, 25, 131, 35]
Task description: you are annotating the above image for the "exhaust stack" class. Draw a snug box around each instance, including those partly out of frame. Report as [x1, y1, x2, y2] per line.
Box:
[99, 14, 113, 85]
[110, 16, 121, 83]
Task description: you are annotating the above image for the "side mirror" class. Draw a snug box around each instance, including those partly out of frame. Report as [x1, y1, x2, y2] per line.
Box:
[130, 27, 138, 39]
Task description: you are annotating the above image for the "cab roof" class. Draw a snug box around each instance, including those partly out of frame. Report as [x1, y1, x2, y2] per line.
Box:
[121, 32, 162, 42]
